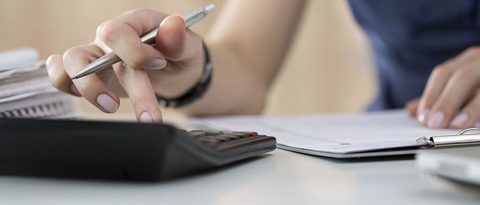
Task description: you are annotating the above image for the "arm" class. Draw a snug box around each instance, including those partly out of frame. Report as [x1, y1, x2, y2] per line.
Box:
[181, 0, 307, 116]
[45, 0, 306, 122]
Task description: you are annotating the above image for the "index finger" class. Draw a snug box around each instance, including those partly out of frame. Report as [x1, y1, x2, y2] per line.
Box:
[113, 63, 162, 123]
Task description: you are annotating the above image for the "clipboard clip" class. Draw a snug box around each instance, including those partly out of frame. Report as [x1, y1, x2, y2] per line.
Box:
[417, 128, 480, 147]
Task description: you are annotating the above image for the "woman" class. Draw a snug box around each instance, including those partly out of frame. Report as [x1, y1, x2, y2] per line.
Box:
[46, 0, 480, 129]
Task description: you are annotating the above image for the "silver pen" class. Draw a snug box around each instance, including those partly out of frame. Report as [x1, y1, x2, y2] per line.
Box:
[72, 4, 216, 79]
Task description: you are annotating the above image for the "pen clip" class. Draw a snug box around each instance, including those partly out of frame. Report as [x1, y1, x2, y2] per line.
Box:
[417, 128, 480, 147]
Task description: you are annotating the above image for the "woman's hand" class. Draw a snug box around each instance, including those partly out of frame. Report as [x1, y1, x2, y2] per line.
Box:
[408, 46, 480, 129]
[46, 8, 205, 123]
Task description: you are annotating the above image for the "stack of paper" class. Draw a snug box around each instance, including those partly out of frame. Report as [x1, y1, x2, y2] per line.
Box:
[0, 48, 78, 118]
[0, 48, 38, 71]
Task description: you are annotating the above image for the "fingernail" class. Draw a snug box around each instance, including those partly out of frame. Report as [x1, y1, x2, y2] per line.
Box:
[96, 93, 118, 113]
[428, 111, 445, 128]
[145, 59, 167, 69]
[451, 112, 469, 128]
[418, 108, 430, 124]
[139, 112, 153, 123]
[70, 84, 80, 96]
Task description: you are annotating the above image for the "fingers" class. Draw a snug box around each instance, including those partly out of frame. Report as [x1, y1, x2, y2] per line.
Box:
[49, 44, 161, 122]
[417, 63, 455, 124]
[418, 47, 480, 128]
[96, 9, 202, 70]
[63, 45, 120, 113]
[406, 99, 419, 117]
[97, 9, 167, 70]
[426, 65, 480, 128]
[450, 91, 480, 129]
[113, 64, 162, 123]
[47, 8, 202, 122]
[46, 54, 81, 96]
[156, 15, 198, 61]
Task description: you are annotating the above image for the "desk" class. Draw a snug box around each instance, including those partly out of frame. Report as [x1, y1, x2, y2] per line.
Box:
[0, 149, 479, 205]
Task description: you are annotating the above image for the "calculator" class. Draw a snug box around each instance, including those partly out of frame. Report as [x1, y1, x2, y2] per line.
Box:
[0, 118, 276, 181]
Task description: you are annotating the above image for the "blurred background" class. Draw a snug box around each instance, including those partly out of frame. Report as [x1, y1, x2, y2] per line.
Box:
[0, 0, 375, 116]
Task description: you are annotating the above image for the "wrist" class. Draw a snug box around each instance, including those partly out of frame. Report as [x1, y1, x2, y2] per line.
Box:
[155, 41, 213, 108]
[151, 39, 205, 98]
[153, 64, 204, 98]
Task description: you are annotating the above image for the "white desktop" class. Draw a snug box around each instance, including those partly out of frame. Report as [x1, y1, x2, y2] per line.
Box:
[0, 149, 479, 205]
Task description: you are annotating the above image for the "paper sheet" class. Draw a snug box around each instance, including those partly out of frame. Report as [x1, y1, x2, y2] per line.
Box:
[0, 48, 38, 71]
[0, 49, 78, 119]
[192, 111, 459, 154]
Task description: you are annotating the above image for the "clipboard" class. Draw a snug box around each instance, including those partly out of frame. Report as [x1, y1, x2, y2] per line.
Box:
[192, 111, 480, 159]
[276, 128, 480, 159]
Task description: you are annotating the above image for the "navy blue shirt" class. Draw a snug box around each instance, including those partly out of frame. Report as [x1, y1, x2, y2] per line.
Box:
[347, 0, 480, 110]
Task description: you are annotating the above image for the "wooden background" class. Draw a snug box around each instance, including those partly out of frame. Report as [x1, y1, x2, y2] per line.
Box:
[0, 0, 375, 116]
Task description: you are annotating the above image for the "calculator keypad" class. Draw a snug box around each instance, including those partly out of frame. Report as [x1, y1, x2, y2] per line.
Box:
[188, 130, 263, 147]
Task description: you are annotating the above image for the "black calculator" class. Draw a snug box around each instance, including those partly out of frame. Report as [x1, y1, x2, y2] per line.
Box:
[0, 118, 276, 181]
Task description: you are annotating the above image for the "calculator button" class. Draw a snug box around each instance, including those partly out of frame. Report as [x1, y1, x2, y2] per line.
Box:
[189, 130, 206, 138]
[215, 134, 240, 141]
[205, 130, 224, 135]
[232, 131, 258, 137]
[198, 137, 221, 143]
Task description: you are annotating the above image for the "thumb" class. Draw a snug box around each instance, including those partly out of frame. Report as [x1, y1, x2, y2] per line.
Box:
[156, 14, 202, 61]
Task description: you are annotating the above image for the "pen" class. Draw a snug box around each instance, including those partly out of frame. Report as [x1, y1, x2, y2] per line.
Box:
[72, 4, 216, 80]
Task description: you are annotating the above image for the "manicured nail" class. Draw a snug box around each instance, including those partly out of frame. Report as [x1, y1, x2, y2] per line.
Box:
[418, 108, 429, 124]
[70, 84, 80, 96]
[96, 93, 118, 113]
[139, 112, 153, 123]
[451, 112, 468, 128]
[145, 59, 167, 69]
[428, 111, 445, 128]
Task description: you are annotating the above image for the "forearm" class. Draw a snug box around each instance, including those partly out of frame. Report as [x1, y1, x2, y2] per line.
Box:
[180, 0, 307, 116]
[179, 42, 268, 116]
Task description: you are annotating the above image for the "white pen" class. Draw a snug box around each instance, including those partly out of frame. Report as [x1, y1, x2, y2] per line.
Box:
[72, 4, 215, 79]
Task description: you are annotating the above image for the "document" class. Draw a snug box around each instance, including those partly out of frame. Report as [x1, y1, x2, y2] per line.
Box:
[192, 111, 460, 158]
[0, 48, 78, 119]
